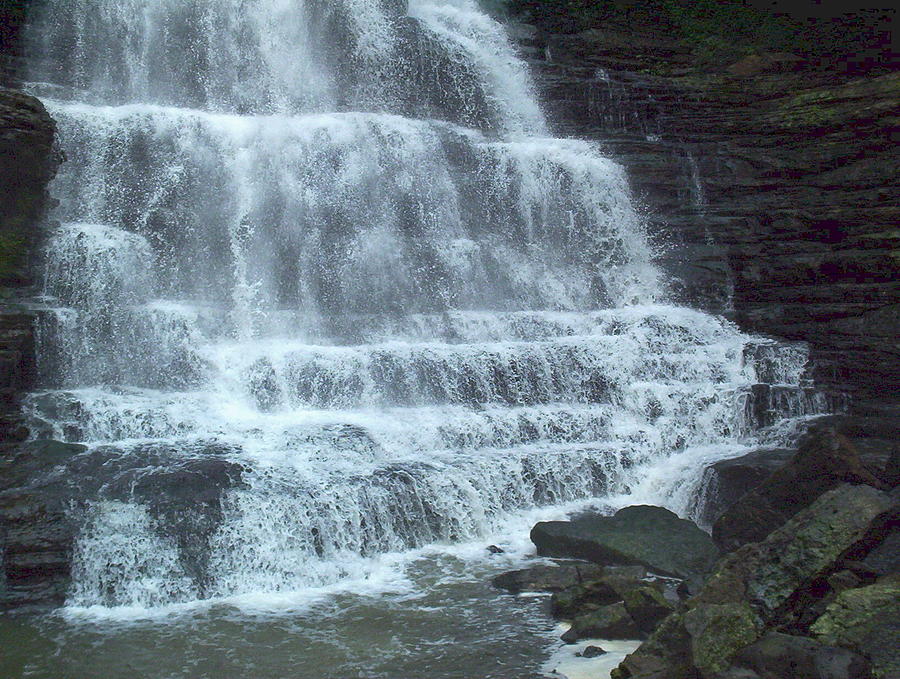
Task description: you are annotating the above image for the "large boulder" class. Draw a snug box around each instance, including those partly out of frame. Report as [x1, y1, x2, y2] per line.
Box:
[713, 429, 886, 551]
[696, 447, 793, 524]
[531, 505, 719, 581]
[811, 577, 900, 679]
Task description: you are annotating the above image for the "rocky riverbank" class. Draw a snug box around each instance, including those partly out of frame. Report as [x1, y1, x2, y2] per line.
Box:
[494, 425, 898, 678]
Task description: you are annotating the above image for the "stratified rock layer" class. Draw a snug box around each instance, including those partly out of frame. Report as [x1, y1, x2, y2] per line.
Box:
[519, 25, 899, 403]
[0, 88, 58, 444]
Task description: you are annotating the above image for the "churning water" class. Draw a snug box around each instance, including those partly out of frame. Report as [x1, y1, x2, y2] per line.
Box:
[9, 0, 832, 676]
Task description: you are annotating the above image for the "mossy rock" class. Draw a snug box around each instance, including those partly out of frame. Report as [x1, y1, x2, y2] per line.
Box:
[683, 602, 762, 678]
[811, 577, 900, 678]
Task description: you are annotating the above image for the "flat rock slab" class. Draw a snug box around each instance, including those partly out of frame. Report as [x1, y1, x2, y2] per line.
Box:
[531, 505, 719, 580]
[492, 561, 607, 593]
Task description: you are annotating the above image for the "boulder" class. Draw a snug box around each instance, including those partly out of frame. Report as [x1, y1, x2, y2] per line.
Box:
[623, 586, 676, 634]
[725, 631, 873, 679]
[696, 447, 793, 524]
[713, 429, 886, 551]
[492, 561, 606, 594]
[561, 602, 640, 643]
[811, 577, 900, 679]
[532, 505, 719, 581]
[683, 602, 762, 678]
[698, 485, 894, 617]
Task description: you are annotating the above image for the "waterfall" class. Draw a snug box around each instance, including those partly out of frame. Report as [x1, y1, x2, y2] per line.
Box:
[22, 0, 828, 610]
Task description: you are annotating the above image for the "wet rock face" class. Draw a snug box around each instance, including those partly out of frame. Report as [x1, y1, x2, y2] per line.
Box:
[0, 88, 58, 286]
[0, 87, 59, 444]
[491, 561, 607, 594]
[519, 25, 900, 402]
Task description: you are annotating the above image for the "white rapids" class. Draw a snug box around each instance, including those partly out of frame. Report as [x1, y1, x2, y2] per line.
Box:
[21, 0, 831, 611]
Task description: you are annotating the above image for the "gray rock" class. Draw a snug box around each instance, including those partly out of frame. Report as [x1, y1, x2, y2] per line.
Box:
[532, 505, 719, 581]
[696, 447, 793, 525]
[712, 429, 887, 553]
[581, 645, 607, 658]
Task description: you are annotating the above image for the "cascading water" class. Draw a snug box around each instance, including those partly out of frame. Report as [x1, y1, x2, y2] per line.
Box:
[20, 0, 830, 630]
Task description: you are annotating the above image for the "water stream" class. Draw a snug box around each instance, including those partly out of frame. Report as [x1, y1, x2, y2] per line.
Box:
[5, 1, 832, 676]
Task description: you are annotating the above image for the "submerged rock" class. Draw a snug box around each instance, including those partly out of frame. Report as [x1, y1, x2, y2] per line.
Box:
[580, 645, 608, 658]
[492, 561, 606, 594]
[531, 505, 719, 581]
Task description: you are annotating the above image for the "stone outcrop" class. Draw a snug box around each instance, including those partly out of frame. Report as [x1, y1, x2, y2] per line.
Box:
[0, 87, 58, 445]
[0, 439, 247, 609]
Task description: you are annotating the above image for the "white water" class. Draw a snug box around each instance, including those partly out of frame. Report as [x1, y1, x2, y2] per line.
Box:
[22, 0, 830, 614]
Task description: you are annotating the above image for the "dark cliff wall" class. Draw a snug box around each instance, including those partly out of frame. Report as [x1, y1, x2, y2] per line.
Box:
[0, 87, 58, 443]
[515, 19, 898, 405]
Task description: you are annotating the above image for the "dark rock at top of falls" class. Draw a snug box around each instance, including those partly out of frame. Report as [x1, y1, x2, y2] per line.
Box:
[712, 428, 887, 552]
[531, 505, 719, 581]
[518, 21, 900, 406]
